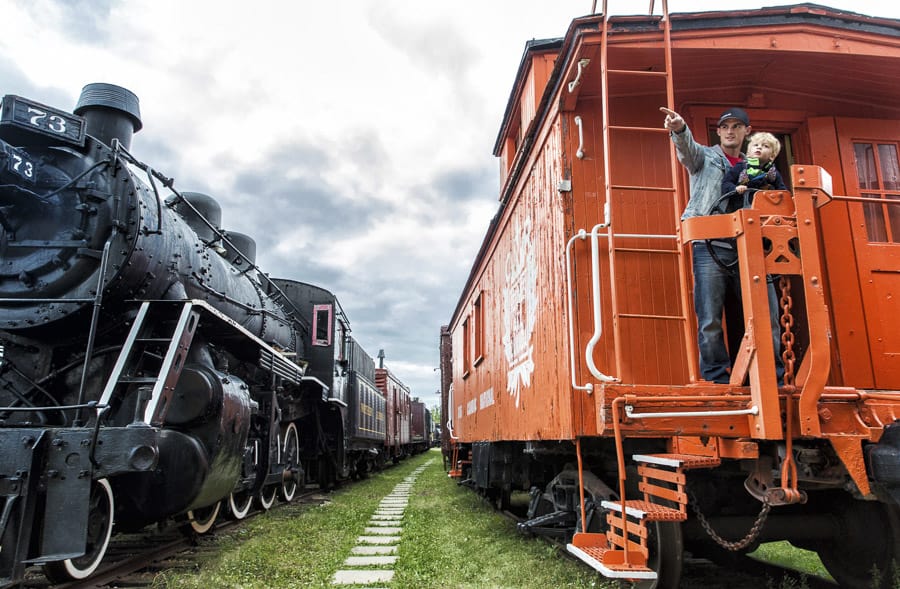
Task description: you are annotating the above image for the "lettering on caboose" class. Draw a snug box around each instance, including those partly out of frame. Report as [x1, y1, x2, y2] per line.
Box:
[502, 217, 537, 407]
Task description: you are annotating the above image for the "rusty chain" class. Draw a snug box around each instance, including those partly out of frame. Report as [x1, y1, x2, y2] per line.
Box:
[690, 491, 771, 551]
[778, 276, 796, 392]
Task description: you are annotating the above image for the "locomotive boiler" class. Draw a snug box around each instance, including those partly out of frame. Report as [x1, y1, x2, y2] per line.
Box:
[443, 4, 900, 589]
[0, 84, 310, 586]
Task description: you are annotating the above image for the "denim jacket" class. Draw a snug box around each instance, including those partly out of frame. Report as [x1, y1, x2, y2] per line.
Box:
[671, 125, 742, 220]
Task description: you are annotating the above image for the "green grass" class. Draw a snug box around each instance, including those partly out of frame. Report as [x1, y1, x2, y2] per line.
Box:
[152, 455, 421, 588]
[394, 451, 610, 589]
[749, 541, 833, 582]
[151, 449, 609, 588]
[152, 449, 868, 588]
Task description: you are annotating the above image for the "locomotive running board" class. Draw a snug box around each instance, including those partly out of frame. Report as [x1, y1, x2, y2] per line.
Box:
[99, 300, 307, 425]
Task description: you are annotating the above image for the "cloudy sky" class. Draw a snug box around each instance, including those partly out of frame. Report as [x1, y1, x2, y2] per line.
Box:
[3, 0, 899, 410]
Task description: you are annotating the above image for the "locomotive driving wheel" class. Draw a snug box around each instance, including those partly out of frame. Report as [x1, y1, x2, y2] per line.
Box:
[43, 479, 114, 583]
[186, 501, 221, 534]
[257, 432, 281, 510]
[257, 484, 278, 510]
[280, 422, 302, 502]
[228, 489, 254, 520]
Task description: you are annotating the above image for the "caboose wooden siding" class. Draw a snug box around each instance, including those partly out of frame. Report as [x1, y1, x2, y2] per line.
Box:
[449, 4, 900, 444]
[452, 120, 582, 442]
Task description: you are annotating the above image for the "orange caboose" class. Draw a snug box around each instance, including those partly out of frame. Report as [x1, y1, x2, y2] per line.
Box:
[442, 3, 900, 588]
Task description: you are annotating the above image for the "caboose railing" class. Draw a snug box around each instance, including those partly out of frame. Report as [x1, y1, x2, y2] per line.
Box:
[680, 165, 834, 438]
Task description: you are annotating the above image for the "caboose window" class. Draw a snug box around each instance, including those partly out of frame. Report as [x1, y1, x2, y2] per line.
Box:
[312, 304, 333, 347]
[462, 317, 471, 378]
[473, 293, 484, 366]
[855, 142, 900, 243]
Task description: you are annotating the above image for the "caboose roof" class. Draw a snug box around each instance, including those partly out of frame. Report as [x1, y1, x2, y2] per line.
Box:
[451, 3, 900, 328]
[494, 3, 900, 156]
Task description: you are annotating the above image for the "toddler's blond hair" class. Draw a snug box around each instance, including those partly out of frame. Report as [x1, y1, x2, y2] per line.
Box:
[748, 132, 781, 158]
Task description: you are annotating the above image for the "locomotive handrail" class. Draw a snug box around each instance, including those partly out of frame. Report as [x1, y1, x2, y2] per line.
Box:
[75, 237, 114, 425]
[0, 401, 107, 412]
[0, 297, 96, 303]
[115, 141, 312, 332]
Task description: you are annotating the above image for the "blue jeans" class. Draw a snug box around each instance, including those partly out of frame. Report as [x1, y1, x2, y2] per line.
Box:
[692, 243, 784, 384]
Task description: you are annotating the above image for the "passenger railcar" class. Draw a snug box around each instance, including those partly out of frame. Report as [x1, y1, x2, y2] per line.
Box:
[443, 4, 900, 588]
[0, 84, 387, 587]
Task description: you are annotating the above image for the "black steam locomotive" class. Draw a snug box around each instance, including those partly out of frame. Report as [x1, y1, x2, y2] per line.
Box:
[0, 84, 386, 586]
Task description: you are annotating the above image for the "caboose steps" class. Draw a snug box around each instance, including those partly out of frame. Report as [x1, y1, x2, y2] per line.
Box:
[567, 451, 722, 580]
[566, 533, 658, 580]
[601, 499, 683, 522]
[632, 453, 722, 469]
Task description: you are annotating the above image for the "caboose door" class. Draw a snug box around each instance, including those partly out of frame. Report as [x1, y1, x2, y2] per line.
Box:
[833, 118, 900, 387]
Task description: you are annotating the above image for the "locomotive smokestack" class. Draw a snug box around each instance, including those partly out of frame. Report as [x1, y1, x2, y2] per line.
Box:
[73, 83, 142, 150]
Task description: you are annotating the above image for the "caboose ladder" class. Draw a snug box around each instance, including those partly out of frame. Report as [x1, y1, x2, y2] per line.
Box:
[568, 1, 701, 580]
[97, 301, 200, 426]
[595, 0, 694, 383]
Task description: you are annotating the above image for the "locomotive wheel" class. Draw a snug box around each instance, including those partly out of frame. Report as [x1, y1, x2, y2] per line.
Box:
[186, 501, 221, 534]
[43, 479, 114, 583]
[814, 498, 900, 588]
[280, 422, 301, 502]
[228, 490, 254, 520]
[257, 485, 278, 510]
[630, 521, 683, 589]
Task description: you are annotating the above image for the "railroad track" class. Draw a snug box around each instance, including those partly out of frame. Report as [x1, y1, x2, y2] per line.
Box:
[20, 489, 327, 589]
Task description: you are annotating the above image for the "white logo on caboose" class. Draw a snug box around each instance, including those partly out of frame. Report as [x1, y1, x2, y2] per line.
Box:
[502, 216, 537, 407]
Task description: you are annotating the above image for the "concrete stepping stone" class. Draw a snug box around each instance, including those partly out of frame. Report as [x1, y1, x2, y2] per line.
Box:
[331, 458, 434, 587]
[357, 535, 401, 544]
[364, 526, 402, 534]
[352, 545, 397, 555]
[344, 555, 398, 566]
[332, 569, 394, 585]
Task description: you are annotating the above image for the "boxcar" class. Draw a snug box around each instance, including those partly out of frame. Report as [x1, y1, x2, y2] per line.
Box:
[410, 399, 430, 454]
[443, 4, 900, 588]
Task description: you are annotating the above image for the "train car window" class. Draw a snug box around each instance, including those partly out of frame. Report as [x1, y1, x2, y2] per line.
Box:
[473, 294, 484, 366]
[312, 304, 333, 346]
[462, 317, 471, 377]
[854, 142, 900, 243]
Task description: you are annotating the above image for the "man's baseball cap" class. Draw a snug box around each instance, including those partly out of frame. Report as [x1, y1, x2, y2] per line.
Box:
[718, 107, 750, 126]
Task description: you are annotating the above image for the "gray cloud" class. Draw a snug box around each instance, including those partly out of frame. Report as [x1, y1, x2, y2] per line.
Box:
[23, 0, 116, 44]
[365, 6, 479, 87]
